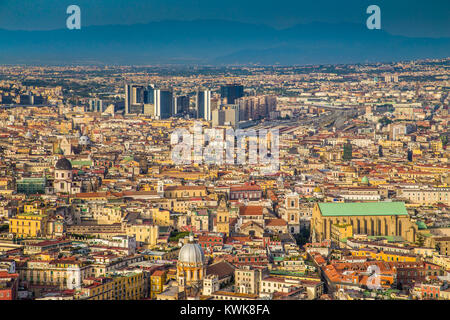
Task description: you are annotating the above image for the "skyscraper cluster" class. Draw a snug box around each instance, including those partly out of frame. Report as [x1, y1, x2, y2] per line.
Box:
[125, 83, 248, 124]
[237, 95, 277, 121]
[88, 98, 104, 112]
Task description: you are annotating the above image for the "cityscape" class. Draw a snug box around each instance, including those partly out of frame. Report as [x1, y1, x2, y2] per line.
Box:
[0, 1, 449, 307]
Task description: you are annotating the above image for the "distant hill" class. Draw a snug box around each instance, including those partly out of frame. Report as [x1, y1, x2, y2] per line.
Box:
[0, 20, 449, 65]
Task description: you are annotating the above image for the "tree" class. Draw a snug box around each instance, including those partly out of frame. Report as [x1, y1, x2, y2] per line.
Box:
[416, 233, 425, 247]
[440, 135, 448, 147]
[435, 242, 441, 254]
[378, 117, 392, 126]
[407, 150, 413, 162]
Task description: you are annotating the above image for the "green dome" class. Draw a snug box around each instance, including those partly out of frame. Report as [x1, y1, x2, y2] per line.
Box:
[361, 176, 369, 184]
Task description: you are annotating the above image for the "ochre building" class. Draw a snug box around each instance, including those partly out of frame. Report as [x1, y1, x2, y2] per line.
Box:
[311, 202, 418, 243]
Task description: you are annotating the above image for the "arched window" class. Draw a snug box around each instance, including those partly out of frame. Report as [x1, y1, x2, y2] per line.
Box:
[329, 220, 332, 239]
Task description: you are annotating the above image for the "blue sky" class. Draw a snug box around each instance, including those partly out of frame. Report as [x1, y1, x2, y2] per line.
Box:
[0, 0, 448, 37]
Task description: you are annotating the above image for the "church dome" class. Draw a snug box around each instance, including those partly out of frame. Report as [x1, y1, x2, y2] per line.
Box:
[361, 176, 369, 184]
[178, 242, 204, 264]
[79, 135, 91, 145]
[55, 158, 72, 171]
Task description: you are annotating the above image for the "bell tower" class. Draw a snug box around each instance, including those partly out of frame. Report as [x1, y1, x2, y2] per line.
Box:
[216, 194, 230, 236]
[157, 180, 164, 197]
[282, 192, 300, 234]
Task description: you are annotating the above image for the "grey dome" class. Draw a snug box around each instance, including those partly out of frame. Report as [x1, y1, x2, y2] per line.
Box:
[178, 243, 204, 264]
[55, 158, 72, 171]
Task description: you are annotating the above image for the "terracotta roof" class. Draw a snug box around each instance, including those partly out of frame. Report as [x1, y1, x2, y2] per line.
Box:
[151, 270, 166, 277]
[265, 218, 287, 227]
[165, 186, 206, 191]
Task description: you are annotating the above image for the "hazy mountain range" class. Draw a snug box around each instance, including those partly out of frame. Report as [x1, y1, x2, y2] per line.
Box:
[0, 19, 449, 65]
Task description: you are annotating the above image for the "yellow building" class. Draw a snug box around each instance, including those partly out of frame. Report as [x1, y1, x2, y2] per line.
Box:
[432, 255, 450, 271]
[177, 236, 205, 288]
[126, 224, 159, 246]
[259, 179, 278, 192]
[17, 258, 89, 297]
[77, 271, 145, 300]
[164, 185, 207, 199]
[433, 237, 450, 256]
[399, 188, 450, 206]
[9, 213, 49, 238]
[147, 120, 172, 128]
[150, 270, 166, 299]
[155, 171, 207, 181]
[0, 178, 14, 195]
[430, 140, 444, 152]
[93, 205, 123, 225]
[152, 208, 173, 226]
[378, 140, 403, 149]
[110, 271, 145, 300]
[23, 203, 47, 215]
